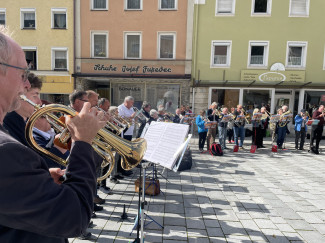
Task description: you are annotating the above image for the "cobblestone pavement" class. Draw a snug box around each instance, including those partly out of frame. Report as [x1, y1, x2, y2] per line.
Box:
[70, 137, 325, 243]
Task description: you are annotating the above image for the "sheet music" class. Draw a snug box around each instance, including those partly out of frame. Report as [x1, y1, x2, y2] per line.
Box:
[143, 122, 189, 169]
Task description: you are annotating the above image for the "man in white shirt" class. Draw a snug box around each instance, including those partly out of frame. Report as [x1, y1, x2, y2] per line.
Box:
[117, 96, 136, 176]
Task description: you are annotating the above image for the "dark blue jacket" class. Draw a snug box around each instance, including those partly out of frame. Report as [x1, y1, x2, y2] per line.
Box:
[3, 111, 28, 146]
[0, 125, 99, 243]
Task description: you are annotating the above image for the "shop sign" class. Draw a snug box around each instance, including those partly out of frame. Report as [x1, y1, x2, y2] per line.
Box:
[93, 64, 172, 74]
[241, 70, 305, 83]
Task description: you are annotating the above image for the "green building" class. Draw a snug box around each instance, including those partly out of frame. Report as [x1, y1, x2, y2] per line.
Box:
[191, 0, 325, 119]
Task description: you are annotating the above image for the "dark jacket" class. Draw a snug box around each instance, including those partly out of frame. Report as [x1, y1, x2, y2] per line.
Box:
[137, 109, 150, 137]
[0, 125, 98, 243]
[3, 111, 28, 146]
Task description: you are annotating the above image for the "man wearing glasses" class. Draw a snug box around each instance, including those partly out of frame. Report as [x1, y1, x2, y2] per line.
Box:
[0, 30, 106, 242]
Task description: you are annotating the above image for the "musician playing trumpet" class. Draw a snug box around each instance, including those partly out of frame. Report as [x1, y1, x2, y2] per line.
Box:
[277, 105, 291, 149]
[294, 109, 308, 150]
[207, 102, 218, 150]
[233, 104, 246, 149]
[311, 105, 325, 154]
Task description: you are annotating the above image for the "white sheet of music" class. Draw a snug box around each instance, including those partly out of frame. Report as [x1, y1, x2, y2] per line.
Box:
[143, 122, 189, 169]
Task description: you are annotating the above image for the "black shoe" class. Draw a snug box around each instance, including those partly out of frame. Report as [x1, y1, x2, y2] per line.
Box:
[110, 177, 120, 184]
[78, 232, 92, 240]
[94, 195, 105, 204]
[121, 171, 133, 176]
[115, 175, 124, 180]
[88, 221, 94, 228]
[93, 204, 103, 212]
[91, 212, 97, 218]
[101, 186, 113, 195]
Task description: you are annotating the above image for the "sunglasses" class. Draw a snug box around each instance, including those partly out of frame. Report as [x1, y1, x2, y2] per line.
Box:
[0, 62, 30, 83]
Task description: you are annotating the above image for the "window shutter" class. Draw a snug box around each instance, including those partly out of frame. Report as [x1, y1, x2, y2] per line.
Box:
[217, 0, 233, 13]
[291, 0, 307, 15]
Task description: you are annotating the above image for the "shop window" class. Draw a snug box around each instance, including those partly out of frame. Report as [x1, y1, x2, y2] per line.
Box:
[304, 91, 325, 115]
[92, 0, 108, 10]
[211, 41, 231, 67]
[147, 84, 180, 113]
[52, 48, 68, 71]
[21, 9, 36, 29]
[125, 32, 141, 59]
[52, 8, 67, 29]
[252, 0, 271, 15]
[24, 49, 37, 70]
[286, 42, 307, 68]
[210, 89, 239, 110]
[160, 0, 177, 10]
[41, 94, 69, 105]
[289, 0, 309, 17]
[216, 0, 235, 15]
[243, 89, 271, 112]
[158, 33, 175, 59]
[126, 0, 141, 10]
[111, 83, 145, 108]
[0, 9, 5, 26]
[248, 41, 269, 67]
[92, 32, 108, 58]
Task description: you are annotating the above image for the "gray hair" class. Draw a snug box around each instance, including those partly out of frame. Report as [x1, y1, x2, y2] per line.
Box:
[98, 97, 109, 107]
[150, 109, 158, 117]
[211, 102, 218, 106]
[158, 105, 165, 112]
[0, 27, 12, 74]
[109, 106, 118, 115]
[124, 96, 134, 102]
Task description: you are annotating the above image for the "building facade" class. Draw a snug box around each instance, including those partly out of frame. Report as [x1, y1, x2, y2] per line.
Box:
[192, 0, 325, 121]
[1, 0, 75, 104]
[75, 0, 193, 110]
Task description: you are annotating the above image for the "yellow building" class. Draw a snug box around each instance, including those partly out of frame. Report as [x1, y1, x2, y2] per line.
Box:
[1, 0, 74, 104]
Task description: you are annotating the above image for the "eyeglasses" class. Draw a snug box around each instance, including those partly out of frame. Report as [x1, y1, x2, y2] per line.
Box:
[78, 98, 89, 102]
[0, 62, 30, 83]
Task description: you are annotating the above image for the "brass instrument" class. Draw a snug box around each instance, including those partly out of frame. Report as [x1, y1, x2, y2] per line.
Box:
[21, 95, 147, 178]
[279, 110, 292, 127]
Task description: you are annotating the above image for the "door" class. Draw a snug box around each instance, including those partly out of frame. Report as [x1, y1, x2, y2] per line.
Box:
[274, 94, 293, 114]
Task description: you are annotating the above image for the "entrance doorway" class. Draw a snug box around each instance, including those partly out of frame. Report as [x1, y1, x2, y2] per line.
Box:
[274, 94, 293, 113]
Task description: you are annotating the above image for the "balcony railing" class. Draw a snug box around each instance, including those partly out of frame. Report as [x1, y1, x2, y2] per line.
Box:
[214, 55, 227, 65]
[250, 55, 264, 65]
[288, 56, 302, 66]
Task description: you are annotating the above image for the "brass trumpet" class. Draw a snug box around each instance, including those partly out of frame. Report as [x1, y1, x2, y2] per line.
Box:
[20, 95, 147, 179]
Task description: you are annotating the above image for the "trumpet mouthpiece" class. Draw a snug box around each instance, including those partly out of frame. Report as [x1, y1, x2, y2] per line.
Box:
[20, 95, 27, 101]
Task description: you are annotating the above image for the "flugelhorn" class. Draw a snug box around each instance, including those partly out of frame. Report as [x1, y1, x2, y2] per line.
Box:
[20, 95, 147, 178]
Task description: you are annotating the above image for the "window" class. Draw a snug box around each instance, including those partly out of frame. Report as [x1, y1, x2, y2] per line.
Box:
[248, 41, 269, 67]
[211, 41, 232, 67]
[125, 0, 142, 10]
[21, 9, 36, 29]
[215, 0, 236, 15]
[52, 8, 67, 29]
[243, 89, 271, 111]
[0, 9, 5, 26]
[92, 32, 108, 58]
[286, 42, 307, 68]
[52, 48, 68, 71]
[252, 0, 272, 15]
[289, 0, 309, 17]
[92, 0, 108, 10]
[125, 33, 141, 59]
[210, 88, 240, 109]
[23, 47, 37, 70]
[158, 33, 175, 59]
[160, 0, 177, 10]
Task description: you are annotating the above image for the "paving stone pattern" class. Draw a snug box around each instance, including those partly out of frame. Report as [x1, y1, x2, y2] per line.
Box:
[70, 137, 325, 243]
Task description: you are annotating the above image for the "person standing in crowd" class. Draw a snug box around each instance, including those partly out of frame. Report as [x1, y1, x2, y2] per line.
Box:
[260, 106, 269, 148]
[295, 109, 308, 150]
[118, 96, 135, 176]
[137, 101, 151, 137]
[196, 109, 208, 152]
[0, 30, 106, 242]
[227, 107, 235, 144]
[98, 98, 110, 112]
[86, 90, 99, 108]
[251, 108, 263, 148]
[148, 109, 159, 124]
[3, 73, 42, 146]
[218, 107, 229, 150]
[277, 105, 291, 149]
[233, 104, 246, 150]
[207, 102, 218, 150]
[173, 108, 183, 123]
[311, 105, 324, 154]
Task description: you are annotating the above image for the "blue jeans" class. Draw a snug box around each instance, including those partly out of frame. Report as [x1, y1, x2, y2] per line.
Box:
[218, 126, 227, 149]
[277, 126, 287, 148]
[233, 126, 245, 147]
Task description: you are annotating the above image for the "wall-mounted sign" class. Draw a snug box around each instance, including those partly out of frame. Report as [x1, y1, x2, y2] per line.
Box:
[241, 70, 305, 83]
[93, 64, 172, 74]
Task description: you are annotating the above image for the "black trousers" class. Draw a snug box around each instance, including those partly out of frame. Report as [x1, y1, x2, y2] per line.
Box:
[295, 128, 306, 149]
[227, 128, 234, 142]
[198, 131, 207, 150]
[252, 127, 263, 147]
[311, 126, 323, 150]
